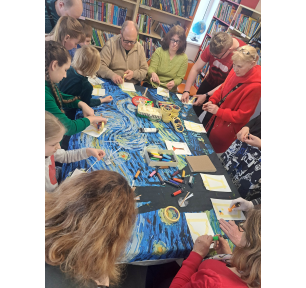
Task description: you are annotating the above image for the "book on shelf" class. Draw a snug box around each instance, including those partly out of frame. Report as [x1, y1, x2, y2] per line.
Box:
[231, 13, 260, 38]
[214, 1, 237, 24]
[201, 36, 211, 51]
[153, 20, 186, 38]
[138, 37, 161, 59]
[136, 13, 153, 34]
[91, 28, 117, 47]
[81, 0, 127, 26]
[207, 19, 227, 36]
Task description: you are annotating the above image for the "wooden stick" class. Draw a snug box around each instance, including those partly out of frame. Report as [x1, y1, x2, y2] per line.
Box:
[180, 192, 190, 207]
[86, 159, 99, 172]
[143, 88, 148, 97]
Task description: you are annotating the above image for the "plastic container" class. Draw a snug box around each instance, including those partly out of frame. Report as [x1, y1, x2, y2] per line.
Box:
[144, 148, 179, 167]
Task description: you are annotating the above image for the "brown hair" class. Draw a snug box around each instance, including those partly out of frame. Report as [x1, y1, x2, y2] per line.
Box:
[52, 16, 85, 44]
[161, 25, 187, 55]
[45, 170, 137, 285]
[232, 45, 259, 63]
[209, 32, 233, 55]
[231, 209, 261, 287]
[79, 20, 93, 38]
[45, 111, 66, 142]
[72, 45, 100, 76]
[45, 40, 79, 112]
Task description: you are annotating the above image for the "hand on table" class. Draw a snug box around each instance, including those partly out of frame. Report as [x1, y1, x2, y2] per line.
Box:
[150, 72, 160, 85]
[193, 94, 207, 106]
[112, 74, 123, 85]
[181, 92, 190, 103]
[87, 116, 108, 129]
[237, 126, 250, 142]
[245, 134, 261, 149]
[100, 96, 113, 104]
[124, 70, 134, 81]
[213, 234, 232, 255]
[230, 197, 254, 212]
[202, 102, 219, 114]
[166, 80, 175, 91]
[192, 235, 213, 258]
[86, 148, 106, 160]
[219, 219, 243, 247]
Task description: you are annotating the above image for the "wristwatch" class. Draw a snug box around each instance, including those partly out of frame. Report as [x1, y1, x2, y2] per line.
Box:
[205, 93, 210, 98]
[183, 91, 190, 94]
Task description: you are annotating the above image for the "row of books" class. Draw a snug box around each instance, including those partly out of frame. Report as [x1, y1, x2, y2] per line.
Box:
[136, 14, 152, 34]
[138, 37, 161, 59]
[207, 20, 227, 36]
[214, 1, 236, 24]
[200, 36, 211, 52]
[229, 0, 241, 3]
[81, 0, 127, 26]
[231, 14, 260, 38]
[91, 28, 117, 47]
[141, 0, 198, 19]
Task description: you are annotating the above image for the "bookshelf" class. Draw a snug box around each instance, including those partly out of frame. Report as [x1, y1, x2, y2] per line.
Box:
[81, 0, 201, 57]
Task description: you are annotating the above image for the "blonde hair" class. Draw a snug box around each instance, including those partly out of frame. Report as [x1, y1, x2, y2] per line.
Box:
[45, 170, 137, 285]
[231, 209, 261, 287]
[52, 16, 85, 44]
[72, 45, 100, 76]
[209, 32, 233, 55]
[232, 45, 259, 63]
[45, 111, 66, 142]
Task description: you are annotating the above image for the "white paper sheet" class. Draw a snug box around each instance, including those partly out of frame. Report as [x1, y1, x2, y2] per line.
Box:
[165, 140, 192, 155]
[185, 213, 214, 247]
[176, 94, 196, 105]
[88, 76, 104, 85]
[157, 87, 169, 97]
[92, 88, 105, 96]
[82, 125, 106, 137]
[70, 168, 86, 178]
[121, 82, 136, 92]
[200, 174, 231, 192]
[211, 198, 246, 220]
[184, 120, 207, 133]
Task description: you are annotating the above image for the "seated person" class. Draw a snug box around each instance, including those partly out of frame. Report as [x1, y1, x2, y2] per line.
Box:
[143, 25, 188, 92]
[58, 45, 113, 120]
[170, 208, 261, 288]
[97, 20, 148, 85]
[202, 45, 261, 154]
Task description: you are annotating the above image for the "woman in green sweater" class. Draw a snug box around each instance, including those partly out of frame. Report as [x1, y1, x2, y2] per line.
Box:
[45, 41, 106, 136]
[144, 25, 188, 92]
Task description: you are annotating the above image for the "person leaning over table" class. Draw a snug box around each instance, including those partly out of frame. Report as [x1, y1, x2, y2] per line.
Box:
[169, 208, 261, 288]
[202, 45, 261, 154]
[142, 25, 188, 92]
[97, 21, 148, 85]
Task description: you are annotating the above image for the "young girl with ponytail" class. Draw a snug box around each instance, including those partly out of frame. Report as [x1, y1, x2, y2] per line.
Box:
[45, 40, 106, 136]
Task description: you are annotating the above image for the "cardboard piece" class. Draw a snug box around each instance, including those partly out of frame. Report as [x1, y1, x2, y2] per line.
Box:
[186, 155, 216, 172]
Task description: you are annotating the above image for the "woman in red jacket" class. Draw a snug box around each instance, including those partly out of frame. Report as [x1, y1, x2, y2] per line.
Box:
[170, 209, 261, 288]
[203, 45, 261, 153]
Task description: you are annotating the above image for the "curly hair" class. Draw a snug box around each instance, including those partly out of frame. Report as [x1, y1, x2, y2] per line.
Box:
[45, 170, 137, 285]
[209, 32, 233, 55]
[45, 40, 79, 112]
[161, 25, 187, 55]
[231, 209, 261, 287]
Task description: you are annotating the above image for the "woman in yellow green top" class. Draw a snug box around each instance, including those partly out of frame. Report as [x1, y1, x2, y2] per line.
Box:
[144, 25, 188, 92]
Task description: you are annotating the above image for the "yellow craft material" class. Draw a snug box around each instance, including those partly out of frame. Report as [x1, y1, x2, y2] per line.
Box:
[171, 117, 184, 133]
[163, 206, 180, 224]
[161, 106, 172, 123]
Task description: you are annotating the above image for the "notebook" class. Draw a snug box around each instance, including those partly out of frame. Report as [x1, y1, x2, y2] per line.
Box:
[185, 155, 217, 172]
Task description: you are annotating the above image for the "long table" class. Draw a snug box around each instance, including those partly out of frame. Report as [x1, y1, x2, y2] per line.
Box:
[62, 79, 242, 263]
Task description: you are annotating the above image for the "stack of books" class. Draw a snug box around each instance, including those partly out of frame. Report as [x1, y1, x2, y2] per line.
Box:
[231, 14, 260, 38]
[207, 20, 227, 35]
[214, 1, 236, 24]
[138, 37, 161, 59]
[91, 28, 117, 47]
[81, 0, 127, 26]
[153, 21, 185, 38]
[136, 14, 153, 34]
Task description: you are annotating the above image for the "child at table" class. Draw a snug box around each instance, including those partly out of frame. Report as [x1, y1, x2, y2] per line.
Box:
[45, 40, 107, 135]
[45, 16, 85, 52]
[45, 111, 106, 192]
[58, 45, 113, 120]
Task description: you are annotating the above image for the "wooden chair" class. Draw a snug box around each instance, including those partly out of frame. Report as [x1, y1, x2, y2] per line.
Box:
[177, 61, 198, 95]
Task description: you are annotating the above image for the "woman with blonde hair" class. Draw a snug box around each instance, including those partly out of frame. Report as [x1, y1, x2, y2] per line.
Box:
[45, 16, 85, 51]
[170, 208, 261, 288]
[202, 45, 261, 154]
[45, 170, 137, 287]
[143, 25, 188, 92]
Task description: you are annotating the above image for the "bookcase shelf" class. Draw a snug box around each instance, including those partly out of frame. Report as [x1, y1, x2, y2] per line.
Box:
[85, 17, 121, 29]
[213, 16, 229, 26]
[139, 30, 161, 40]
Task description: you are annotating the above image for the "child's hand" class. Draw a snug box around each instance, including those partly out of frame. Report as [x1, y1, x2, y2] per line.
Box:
[100, 96, 113, 103]
[86, 148, 106, 160]
[192, 235, 212, 258]
[245, 134, 261, 149]
[213, 234, 232, 255]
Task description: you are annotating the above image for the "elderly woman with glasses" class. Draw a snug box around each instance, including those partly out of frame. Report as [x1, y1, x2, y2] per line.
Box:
[143, 25, 188, 92]
[170, 209, 261, 288]
[202, 45, 261, 154]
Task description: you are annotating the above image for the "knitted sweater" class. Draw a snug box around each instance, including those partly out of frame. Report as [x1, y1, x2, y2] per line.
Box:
[206, 65, 261, 153]
[45, 81, 90, 136]
[97, 34, 148, 84]
[145, 47, 188, 92]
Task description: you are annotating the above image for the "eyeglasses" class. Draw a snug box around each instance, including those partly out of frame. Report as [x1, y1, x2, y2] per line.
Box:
[122, 35, 137, 45]
[238, 221, 246, 233]
[212, 47, 230, 60]
[170, 38, 180, 44]
[238, 48, 256, 60]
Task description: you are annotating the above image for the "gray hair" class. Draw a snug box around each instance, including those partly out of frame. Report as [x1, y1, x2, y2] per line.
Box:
[121, 20, 139, 34]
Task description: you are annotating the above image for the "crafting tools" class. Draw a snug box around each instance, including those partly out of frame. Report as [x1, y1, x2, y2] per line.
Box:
[162, 154, 172, 160]
[132, 169, 141, 187]
[159, 166, 169, 169]
[149, 171, 157, 178]
[165, 180, 180, 189]
[182, 170, 185, 178]
[184, 193, 194, 201]
[171, 189, 183, 197]
[213, 235, 229, 241]
[228, 202, 241, 212]
[171, 170, 180, 177]
[139, 128, 159, 133]
[169, 179, 181, 187]
[163, 206, 180, 224]
[179, 192, 190, 207]
[86, 159, 99, 172]
[172, 178, 183, 184]
[143, 87, 148, 97]
[188, 175, 195, 187]
[156, 172, 165, 185]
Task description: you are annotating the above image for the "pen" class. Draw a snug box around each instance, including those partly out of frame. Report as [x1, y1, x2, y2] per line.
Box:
[213, 235, 229, 240]
[228, 202, 241, 212]
[132, 169, 141, 187]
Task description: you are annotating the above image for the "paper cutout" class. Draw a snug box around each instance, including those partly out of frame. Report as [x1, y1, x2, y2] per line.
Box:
[88, 76, 104, 85]
[121, 82, 136, 92]
[70, 168, 86, 178]
[82, 125, 106, 137]
[184, 120, 207, 133]
[92, 88, 105, 96]
[165, 140, 192, 155]
[200, 174, 231, 192]
[185, 213, 214, 248]
[176, 94, 195, 105]
[211, 198, 246, 220]
[157, 87, 169, 97]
